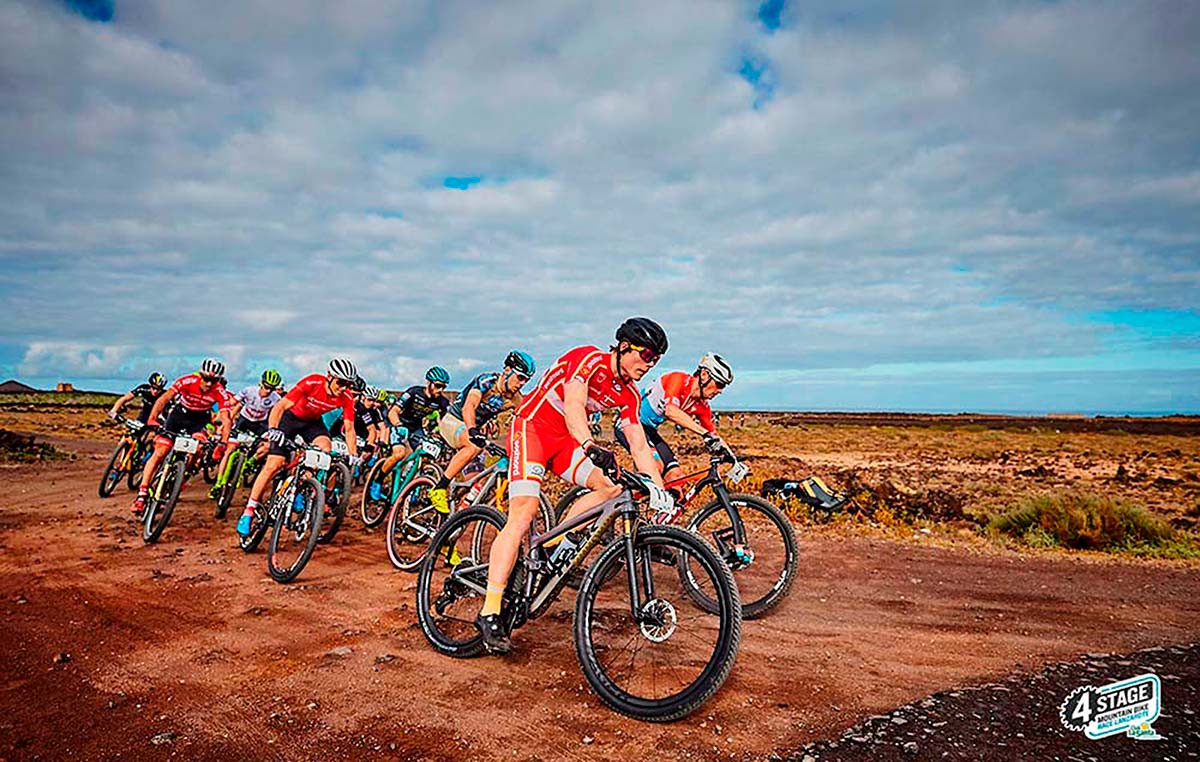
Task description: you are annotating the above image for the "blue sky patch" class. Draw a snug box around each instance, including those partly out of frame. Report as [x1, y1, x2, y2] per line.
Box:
[758, 0, 785, 31]
[442, 176, 482, 190]
[65, 0, 114, 22]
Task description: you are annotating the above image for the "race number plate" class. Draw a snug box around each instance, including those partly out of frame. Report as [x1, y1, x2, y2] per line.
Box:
[727, 461, 750, 484]
[303, 448, 332, 470]
[420, 439, 442, 458]
[173, 436, 199, 454]
[234, 432, 256, 445]
[331, 439, 349, 456]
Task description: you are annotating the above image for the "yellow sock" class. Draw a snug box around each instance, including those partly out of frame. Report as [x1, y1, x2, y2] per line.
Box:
[481, 585, 504, 616]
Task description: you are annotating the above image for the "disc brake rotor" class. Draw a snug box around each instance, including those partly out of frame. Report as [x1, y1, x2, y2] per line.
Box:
[639, 598, 678, 643]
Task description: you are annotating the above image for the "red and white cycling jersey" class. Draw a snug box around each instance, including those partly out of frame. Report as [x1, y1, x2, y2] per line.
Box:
[515, 345, 641, 436]
[171, 373, 228, 412]
[284, 373, 355, 424]
[640, 371, 715, 433]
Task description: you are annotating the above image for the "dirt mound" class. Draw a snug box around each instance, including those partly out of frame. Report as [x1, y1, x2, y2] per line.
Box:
[832, 469, 976, 524]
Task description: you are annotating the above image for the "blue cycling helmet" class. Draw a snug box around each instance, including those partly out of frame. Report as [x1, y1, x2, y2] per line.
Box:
[425, 366, 450, 385]
[505, 350, 535, 376]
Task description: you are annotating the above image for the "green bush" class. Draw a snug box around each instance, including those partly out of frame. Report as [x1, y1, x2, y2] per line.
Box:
[989, 492, 1198, 558]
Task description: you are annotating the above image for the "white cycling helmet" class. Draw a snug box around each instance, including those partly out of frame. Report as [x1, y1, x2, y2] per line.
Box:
[363, 385, 380, 400]
[327, 357, 358, 381]
[200, 358, 225, 377]
[697, 353, 733, 386]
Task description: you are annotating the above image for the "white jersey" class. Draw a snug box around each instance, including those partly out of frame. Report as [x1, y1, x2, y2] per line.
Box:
[234, 385, 281, 422]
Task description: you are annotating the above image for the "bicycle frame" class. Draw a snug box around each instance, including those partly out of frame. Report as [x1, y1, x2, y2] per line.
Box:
[451, 480, 652, 624]
[663, 455, 750, 547]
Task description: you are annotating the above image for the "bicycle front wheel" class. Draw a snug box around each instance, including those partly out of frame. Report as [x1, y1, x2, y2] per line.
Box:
[682, 494, 798, 619]
[214, 449, 244, 518]
[574, 525, 742, 722]
[318, 460, 352, 544]
[360, 460, 392, 528]
[385, 476, 441, 571]
[142, 458, 185, 544]
[267, 476, 324, 583]
[98, 440, 130, 498]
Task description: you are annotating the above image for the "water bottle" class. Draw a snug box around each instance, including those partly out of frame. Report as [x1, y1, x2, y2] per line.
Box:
[291, 490, 306, 514]
[549, 535, 580, 569]
[461, 480, 485, 507]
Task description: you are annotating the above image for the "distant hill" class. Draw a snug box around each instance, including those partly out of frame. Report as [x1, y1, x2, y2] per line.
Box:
[0, 379, 39, 394]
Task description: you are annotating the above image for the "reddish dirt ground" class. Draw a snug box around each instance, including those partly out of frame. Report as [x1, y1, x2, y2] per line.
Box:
[2, 433, 1199, 761]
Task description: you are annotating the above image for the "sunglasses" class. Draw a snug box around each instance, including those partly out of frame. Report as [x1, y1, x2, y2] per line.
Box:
[199, 374, 219, 383]
[628, 344, 661, 365]
[330, 377, 350, 389]
[514, 373, 530, 383]
[430, 382, 447, 391]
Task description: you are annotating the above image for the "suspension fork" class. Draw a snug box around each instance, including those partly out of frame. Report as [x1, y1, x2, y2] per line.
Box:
[152, 453, 173, 499]
[710, 477, 748, 546]
[621, 504, 652, 620]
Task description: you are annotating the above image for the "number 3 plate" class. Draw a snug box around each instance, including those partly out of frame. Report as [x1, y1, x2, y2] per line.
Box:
[173, 436, 199, 453]
[420, 440, 442, 457]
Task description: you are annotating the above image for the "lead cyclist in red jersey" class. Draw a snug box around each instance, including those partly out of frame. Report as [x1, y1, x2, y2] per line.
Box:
[235, 358, 361, 538]
[131, 358, 230, 515]
[475, 317, 670, 654]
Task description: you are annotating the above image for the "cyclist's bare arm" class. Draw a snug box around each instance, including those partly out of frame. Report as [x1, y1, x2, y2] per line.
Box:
[618, 419, 665, 486]
[146, 388, 177, 425]
[460, 389, 483, 430]
[216, 408, 232, 442]
[267, 397, 294, 428]
[108, 391, 135, 417]
[228, 399, 245, 421]
[663, 403, 708, 436]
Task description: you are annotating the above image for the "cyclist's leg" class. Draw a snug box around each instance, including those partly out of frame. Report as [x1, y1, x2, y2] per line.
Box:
[643, 425, 681, 482]
[430, 415, 474, 511]
[553, 444, 622, 526]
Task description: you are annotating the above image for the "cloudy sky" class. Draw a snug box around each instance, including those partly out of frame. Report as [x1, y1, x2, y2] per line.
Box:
[1, 0, 1198, 413]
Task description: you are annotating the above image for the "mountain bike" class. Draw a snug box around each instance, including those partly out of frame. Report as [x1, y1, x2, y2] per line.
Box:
[554, 449, 798, 619]
[359, 434, 446, 528]
[98, 416, 148, 498]
[238, 439, 329, 583]
[385, 442, 554, 571]
[210, 430, 263, 518]
[416, 466, 742, 722]
[140, 428, 206, 544]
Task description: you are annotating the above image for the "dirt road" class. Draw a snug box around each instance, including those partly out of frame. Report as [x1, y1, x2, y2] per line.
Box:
[2, 435, 1199, 761]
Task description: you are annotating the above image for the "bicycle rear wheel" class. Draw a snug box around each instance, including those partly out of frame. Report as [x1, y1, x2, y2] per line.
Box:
[415, 506, 506, 657]
[98, 440, 130, 498]
[142, 458, 186, 544]
[267, 476, 324, 583]
[574, 525, 741, 722]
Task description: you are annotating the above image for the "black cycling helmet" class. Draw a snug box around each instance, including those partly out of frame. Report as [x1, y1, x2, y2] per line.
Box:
[615, 317, 668, 356]
[148, 372, 166, 387]
[352, 375, 367, 393]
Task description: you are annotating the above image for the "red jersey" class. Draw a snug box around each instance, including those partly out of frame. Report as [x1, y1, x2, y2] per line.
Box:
[285, 373, 355, 424]
[641, 371, 715, 433]
[171, 373, 228, 412]
[515, 345, 641, 436]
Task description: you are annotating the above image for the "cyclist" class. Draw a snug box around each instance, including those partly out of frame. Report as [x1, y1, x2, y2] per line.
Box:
[372, 367, 451, 499]
[476, 319, 669, 653]
[107, 372, 168, 425]
[208, 370, 284, 497]
[326, 381, 384, 451]
[235, 358, 361, 538]
[131, 359, 230, 516]
[614, 353, 734, 482]
[428, 351, 534, 514]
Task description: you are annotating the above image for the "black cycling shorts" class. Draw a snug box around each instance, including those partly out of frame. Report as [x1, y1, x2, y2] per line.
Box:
[233, 416, 268, 437]
[270, 410, 330, 457]
[614, 423, 679, 474]
[161, 407, 212, 438]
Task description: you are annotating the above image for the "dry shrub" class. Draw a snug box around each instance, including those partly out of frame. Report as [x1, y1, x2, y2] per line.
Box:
[988, 492, 1194, 557]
